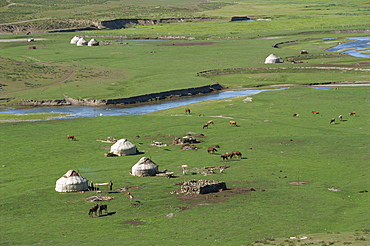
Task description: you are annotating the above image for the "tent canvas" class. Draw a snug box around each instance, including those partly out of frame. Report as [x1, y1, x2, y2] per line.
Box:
[76, 37, 88, 46]
[88, 38, 99, 46]
[131, 157, 159, 177]
[70, 36, 80, 44]
[55, 170, 88, 192]
[264, 54, 281, 64]
[110, 138, 137, 156]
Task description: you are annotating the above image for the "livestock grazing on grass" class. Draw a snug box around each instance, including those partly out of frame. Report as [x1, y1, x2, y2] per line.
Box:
[330, 118, 335, 124]
[207, 147, 218, 154]
[185, 108, 191, 114]
[67, 135, 76, 140]
[229, 121, 237, 126]
[202, 123, 209, 129]
[126, 192, 134, 201]
[293, 113, 300, 117]
[349, 111, 356, 116]
[98, 204, 108, 216]
[206, 120, 214, 125]
[339, 115, 343, 121]
[311, 111, 319, 114]
[88, 204, 99, 217]
[231, 151, 242, 159]
[220, 153, 232, 160]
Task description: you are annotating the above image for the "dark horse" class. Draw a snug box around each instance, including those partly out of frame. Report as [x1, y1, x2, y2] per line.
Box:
[185, 108, 191, 114]
[88, 204, 99, 216]
[98, 204, 108, 216]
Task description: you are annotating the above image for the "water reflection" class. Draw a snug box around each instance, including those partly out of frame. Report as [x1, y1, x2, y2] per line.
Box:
[327, 36, 370, 58]
[0, 88, 284, 119]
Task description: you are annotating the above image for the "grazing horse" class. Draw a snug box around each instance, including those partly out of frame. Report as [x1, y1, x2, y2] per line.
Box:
[231, 151, 242, 159]
[207, 147, 218, 154]
[338, 115, 343, 121]
[220, 153, 232, 161]
[88, 204, 99, 217]
[349, 112, 356, 116]
[311, 111, 319, 114]
[229, 121, 237, 126]
[67, 135, 76, 140]
[98, 204, 108, 216]
[293, 114, 300, 117]
[206, 120, 214, 125]
[202, 123, 209, 129]
[330, 118, 335, 124]
[185, 108, 191, 114]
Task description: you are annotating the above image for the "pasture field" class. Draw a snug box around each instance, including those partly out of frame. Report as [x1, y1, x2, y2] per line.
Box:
[1, 86, 369, 245]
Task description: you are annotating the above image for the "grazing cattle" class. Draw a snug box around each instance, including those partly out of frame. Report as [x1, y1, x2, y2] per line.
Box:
[127, 192, 134, 201]
[293, 114, 300, 117]
[202, 123, 209, 129]
[198, 114, 204, 117]
[349, 112, 356, 116]
[220, 153, 232, 161]
[67, 135, 76, 140]
[88, 204, 99, 217]
[98, 204, 108, 216]
[231, 151, 242, 159]
[338, 115, 343, 121]
[185, 108, 191, 114]
[206, 120, 214, 125]
[207, 147, 218, 154]
[229, 121, 237, 126]
[311, 111, 319, 114]
[330, 118, 335, 124]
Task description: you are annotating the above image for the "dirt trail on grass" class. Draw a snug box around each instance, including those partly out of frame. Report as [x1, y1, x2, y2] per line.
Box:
[2, 56, 75, 94]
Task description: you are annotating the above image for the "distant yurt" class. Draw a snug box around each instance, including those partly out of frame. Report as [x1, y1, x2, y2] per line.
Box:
[110, 138, 138, 156]
[55, 170, 88, 192]
[264, 54, 281, 64]
[131, 157, 159, 177]
[76, 37, 88, 46]
[70, 36, 80, 44]
[88, 38, 99, 46]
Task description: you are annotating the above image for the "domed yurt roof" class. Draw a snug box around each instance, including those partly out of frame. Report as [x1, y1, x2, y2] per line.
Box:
[70, 36, 80, 44]
[264, 54, 281, 64]
[110, 138, 137, 156]
[76, 37, 88, 46]
[131, 157, 159, 177]
[88, 38, 99, 46]
[55, 170, 88, 192]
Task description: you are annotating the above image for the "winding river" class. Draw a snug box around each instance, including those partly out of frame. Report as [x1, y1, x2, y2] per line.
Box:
[0, 88, 285, 119]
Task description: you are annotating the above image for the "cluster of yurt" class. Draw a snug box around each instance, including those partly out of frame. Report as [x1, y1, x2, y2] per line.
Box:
[264, 54, 282, 64]
[70, 36, 99, 46]
[55, 170, 88, 192]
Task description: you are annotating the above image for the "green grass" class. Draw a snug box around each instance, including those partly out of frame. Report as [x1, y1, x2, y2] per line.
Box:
[1, 86, 369, 245]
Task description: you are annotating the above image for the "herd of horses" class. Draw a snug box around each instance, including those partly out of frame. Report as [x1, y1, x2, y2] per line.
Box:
[88, 204, 108, 217]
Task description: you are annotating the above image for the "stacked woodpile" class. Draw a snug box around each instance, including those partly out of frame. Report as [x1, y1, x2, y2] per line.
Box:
[180, 180, 226, 195]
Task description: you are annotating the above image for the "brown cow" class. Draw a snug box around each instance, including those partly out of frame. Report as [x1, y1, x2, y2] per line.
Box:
[67, 135, 76, 140]
[311, 111, 319, 114]
[349, 112, 356, 116]
[220, 153, 232, 160]
[229, 121, 237, 126]
[185, 108, 191, 114]
[231, 151, 242, 159]
[207, 147, 218, 154]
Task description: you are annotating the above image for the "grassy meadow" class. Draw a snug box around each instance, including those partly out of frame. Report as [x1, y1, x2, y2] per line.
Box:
[1, 86, 370, 245]
[1, 0, 370, 245]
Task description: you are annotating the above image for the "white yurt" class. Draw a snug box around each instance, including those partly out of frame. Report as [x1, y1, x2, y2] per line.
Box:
[131, 157, 159, 177]
[264, 54, 281, 64]
[76, 37, 88, 46]
[70, 36, 80, 44]
[110, 138, 137, 156]
[88, 38, 99, 46]
[55, 170, 88, 192]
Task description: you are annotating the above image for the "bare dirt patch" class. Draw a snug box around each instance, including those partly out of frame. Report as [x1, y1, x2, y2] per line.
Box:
[122, 219, 145, 226]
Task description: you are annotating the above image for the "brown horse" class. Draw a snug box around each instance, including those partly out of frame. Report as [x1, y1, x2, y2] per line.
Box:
[185, 108, 191, 114]
[349, 111, 356, 116]
[311, 111, 320, 114]
[206, 120, 214, 125]
[67, 135, 76, 140]
[88, 204, 99, 216]
[220, 153, 232, 160]
[231, 151, 242, 159]
[229, 121, 237, 126]
[202, 123, 209, 129]
[207, 147, 218, 154]
[98, 204, 108, 216]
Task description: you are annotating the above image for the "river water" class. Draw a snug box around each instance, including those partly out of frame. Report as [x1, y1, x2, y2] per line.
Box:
[326, 36, 370, 58]
[0, 88, 284, 119]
